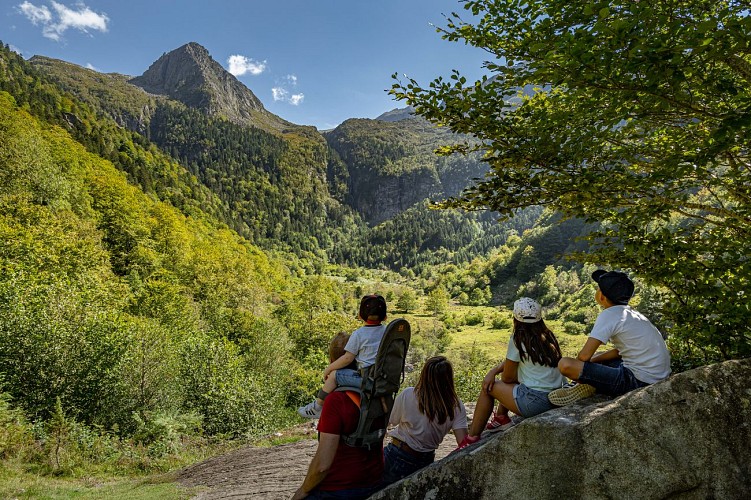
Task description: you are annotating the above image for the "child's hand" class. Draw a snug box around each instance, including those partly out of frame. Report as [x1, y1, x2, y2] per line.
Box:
[323, 366, 333, 379]
[482, 372, 496, 393]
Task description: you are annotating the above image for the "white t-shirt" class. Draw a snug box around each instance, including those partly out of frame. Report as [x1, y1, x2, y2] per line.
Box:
[589, 305, 671, 384]
[344, 324, 387, 369]
[387, 387, 468, 452]
[506, 334, 565, 392]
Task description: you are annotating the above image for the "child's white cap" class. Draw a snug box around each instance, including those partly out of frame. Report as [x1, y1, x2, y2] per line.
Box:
[513, 297, 542, 323]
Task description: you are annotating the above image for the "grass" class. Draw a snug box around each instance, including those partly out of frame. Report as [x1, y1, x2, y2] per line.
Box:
[434, 304, 591, 362]
[0, 463, 198, 500]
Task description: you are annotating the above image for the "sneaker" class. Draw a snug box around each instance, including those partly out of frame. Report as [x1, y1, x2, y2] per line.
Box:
[485, 413, 515, 434]
[548, 383, 596, 406]
[453, 434, 480, 452]
[297, 400, 322, 419]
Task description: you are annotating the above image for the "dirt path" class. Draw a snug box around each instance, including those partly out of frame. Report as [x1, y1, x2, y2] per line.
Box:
[177, 405, 476, 499]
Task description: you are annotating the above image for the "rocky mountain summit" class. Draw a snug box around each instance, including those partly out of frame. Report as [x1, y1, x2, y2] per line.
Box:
[130, 42, 290, 131]
[376, 106, 417, 122]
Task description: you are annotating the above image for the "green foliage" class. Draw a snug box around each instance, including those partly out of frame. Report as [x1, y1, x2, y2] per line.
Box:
[425, 287, 450, 316]
[178, 333, 293, 437]
[0, 45, 227, 224]
[391, 0, 751, 364]
[45, 398, 73, 473]
[452, 342, 494, 402]
[0, 89, 300, 442]
[131, 412, 203, 456]
[0, 393, 33, 461]
[464, 310, 485, 326]
[490, 314, 512, 330]
[396, 289, 418, 313]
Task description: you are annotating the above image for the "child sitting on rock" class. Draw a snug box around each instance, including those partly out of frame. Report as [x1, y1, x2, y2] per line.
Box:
[456, 297, 564, 450]
[548, 270, 671, 406]
[298, 294, 388, 419]
[383, 356, 468, 486]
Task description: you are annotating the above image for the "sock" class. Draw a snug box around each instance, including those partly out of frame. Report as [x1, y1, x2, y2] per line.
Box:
[316, 390, 329, 401]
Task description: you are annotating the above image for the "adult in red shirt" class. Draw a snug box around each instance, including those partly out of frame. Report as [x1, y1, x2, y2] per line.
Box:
[292, 390, 384, 499]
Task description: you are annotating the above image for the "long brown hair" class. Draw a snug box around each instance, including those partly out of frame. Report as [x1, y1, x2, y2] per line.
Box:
[512, 318, 562, 368]
[414, 356, 459, 425]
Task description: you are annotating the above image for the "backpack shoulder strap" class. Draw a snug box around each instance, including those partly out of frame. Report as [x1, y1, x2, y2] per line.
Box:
[344, 390, 361, 408]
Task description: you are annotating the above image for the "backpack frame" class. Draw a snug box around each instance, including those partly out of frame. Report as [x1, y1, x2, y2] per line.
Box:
[335, 318, 411, 450]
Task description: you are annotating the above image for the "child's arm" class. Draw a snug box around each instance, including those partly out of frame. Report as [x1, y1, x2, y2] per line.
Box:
[576, 337, 604, 362]
[590, 348, 621, 363]
[323, 351, 356, 379]
[499, 360, 519, 384]
[482, 361, 506, 393]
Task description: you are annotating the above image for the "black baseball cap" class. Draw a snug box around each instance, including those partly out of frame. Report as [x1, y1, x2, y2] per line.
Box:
[359, 294, 387, 321]
[592, 270, 634, 305]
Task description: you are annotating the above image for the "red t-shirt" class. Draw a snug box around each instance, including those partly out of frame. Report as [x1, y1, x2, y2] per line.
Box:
[316, 391, 384, 491]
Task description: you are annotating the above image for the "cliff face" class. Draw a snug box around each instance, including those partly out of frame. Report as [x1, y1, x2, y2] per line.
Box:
[325, 117, 487, 225]
[375, 358, 751, 500]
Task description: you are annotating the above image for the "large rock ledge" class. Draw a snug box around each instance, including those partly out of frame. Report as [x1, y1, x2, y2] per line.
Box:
[373, 358, 751, 500]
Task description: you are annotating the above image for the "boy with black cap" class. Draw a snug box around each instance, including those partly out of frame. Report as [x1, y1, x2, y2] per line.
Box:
[548, 270, 671, 406]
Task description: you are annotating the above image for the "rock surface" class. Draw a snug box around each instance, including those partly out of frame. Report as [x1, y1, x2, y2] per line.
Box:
[374, 358, 751, 500]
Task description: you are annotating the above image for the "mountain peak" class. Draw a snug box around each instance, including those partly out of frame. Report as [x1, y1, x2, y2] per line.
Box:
[376, 106, 417, 122]
[130, 42, 266, 124]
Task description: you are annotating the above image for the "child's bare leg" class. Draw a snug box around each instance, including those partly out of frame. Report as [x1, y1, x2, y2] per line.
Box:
[469, 388, 495, 437]
[495, 401, 510, 417]
[489, 380, 521, 416]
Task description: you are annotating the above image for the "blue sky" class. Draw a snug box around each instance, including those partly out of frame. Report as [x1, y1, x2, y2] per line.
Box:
[3, 0, 494, 129]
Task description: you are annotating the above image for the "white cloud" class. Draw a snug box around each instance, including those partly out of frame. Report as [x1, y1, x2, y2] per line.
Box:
[85, 62, 98, 71]
[227, 54, 266, 76]
[271, 87, 288, 101]
[18, 1, 51, 25]
[272, 75, 304, 105]
[8, 44, 23, 55]
[18, 1, 109, 41]
[272, 86, 304, 106]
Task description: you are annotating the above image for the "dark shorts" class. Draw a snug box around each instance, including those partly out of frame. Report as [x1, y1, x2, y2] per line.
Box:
[579, 359, 649, 397]
[382, 442, 435, 487]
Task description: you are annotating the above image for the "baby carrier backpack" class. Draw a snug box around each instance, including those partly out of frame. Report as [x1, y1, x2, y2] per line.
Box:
[336, 318, 411, 450]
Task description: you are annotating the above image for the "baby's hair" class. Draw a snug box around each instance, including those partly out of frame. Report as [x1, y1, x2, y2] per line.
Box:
[328, 331, 350, 363]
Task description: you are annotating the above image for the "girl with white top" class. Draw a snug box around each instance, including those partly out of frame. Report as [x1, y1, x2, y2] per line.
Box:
[456, 297, 564, 450]
[382, 356, 468, 486]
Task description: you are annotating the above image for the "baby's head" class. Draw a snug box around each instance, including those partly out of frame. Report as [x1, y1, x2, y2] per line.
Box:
[328, 331, 350, 363]
[358, 294, 387, 323]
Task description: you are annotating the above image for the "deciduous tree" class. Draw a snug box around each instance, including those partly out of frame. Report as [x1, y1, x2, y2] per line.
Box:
[391, 0, 751, 363]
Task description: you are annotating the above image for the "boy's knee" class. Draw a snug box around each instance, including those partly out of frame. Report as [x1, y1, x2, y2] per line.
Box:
[558, 357, 578, 377]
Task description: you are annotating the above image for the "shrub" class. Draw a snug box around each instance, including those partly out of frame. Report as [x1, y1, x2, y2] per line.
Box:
[0, 392, 33, 460]
[491, 314, 512, 330]
[563, 321, 587, 336]
[464, 310, 484, 326]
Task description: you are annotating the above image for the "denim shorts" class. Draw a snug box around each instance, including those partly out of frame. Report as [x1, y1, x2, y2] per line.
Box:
[382, 442, 435, 486]
[579, 359, 649, 397]
[335, 368, 362, 389]
[513, 383, 556, 418]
